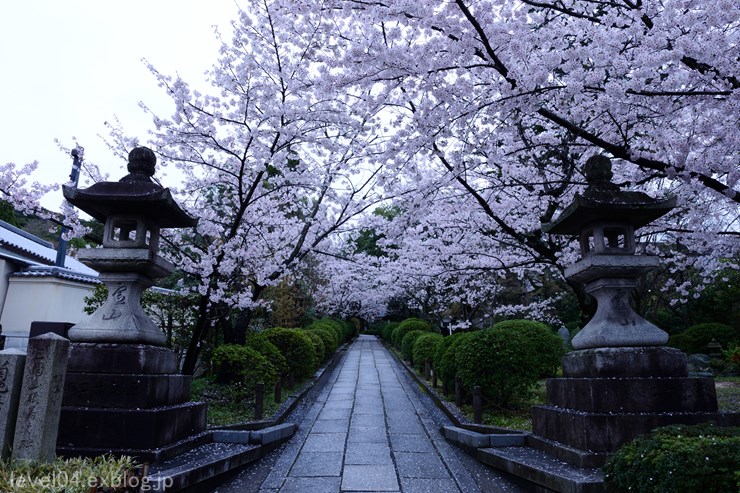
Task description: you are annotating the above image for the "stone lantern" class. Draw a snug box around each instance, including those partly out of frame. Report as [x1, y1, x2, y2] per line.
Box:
[57, 147, 207, 462]
[63, 146, 196, 346]
[514, 156, 739, 470]
[542, 155, 676, 349]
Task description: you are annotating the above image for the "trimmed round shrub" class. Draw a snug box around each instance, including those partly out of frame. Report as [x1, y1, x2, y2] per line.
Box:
[338, 319, 357, 341]
[401, 330, 428, 363]
[434, 332, 473, 393]
[300, 330, 326, 365]
[390, 326, 403, 348]
[667, 333, 697, 354]
[212, 344, 250, 383]
[382, 322, 399, 342]
[261, 327, 318, 380]
[309, 318, 345, 345]
[456, 327, 544, 408]
[308, 327, 338, 359]
[392, 318, 431, 348]
[412, 332, 443, 374]
[682, 323, 739, 354]
[246, 333, 288, 377]
[306, 322, 339, 347]
[604, 424, 740, 493]
[211, 344, 277, 390]
[492, 319, 565, 377]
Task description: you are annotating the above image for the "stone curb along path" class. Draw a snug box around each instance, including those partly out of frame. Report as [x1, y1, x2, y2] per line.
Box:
[219, 334, 526, 493]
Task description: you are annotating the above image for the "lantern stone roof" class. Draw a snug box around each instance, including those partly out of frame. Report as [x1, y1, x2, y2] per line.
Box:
[542, 192, 677, 235]
[62, 147, 196, 228]
[542, 155, 676, 235]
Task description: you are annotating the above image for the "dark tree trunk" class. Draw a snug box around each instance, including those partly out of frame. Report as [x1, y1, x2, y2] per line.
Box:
[181, 295, 212, 375]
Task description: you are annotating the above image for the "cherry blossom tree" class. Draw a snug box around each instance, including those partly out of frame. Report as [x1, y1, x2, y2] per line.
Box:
[0, 161, 56, 218]
[1, 143, 91, 240]
[114, 1, 392, 374]
[300, 0, 738, 324]
[102, 0, 736, 351]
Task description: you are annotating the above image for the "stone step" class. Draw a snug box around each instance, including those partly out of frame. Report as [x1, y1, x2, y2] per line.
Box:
[57, 431, 212, 464]
[525, 435, 609, 469]
[58, 402, 207, 450]
[145, 441, 263, 492]
[476, 446, 605, 493]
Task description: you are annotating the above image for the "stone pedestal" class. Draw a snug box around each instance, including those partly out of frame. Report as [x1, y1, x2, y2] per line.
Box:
[57, 343, 208, 463]
[530, 347, 740, 467]
[68, 270, 169, 346]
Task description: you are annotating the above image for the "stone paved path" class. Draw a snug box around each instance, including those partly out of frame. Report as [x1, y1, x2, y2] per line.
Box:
[216, 334, 526, 493]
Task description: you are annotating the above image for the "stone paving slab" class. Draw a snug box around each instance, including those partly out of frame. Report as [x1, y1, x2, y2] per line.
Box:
[347, 426, 388, 443]
[351, 414, 386, 427]
[319, 408, 352, 420]
[290, 450, 343, 476]
[279, 477, 341, 493]
[390, 433, 435, 453]
[401, 477, 460, 493]
[395, 452, 449, 479]
[312, 419, 350, 433]
[341, 464, 400, 491]
[302, 433, 347, 452]
[237, 335, 528, 493]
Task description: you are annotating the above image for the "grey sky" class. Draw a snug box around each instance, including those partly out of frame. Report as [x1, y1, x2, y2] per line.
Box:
[0, 1, 238, 210]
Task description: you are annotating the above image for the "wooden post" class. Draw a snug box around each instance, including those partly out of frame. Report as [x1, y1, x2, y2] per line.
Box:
[472, 385, 482, 424]
[424, 360, 431, 380]
[287, 372, 295, 389]
[274, 380, 282, 403]
[442, 378, 448, 396]
[432, 363, 438, 389]
[454, 376, 463, 408]
[254, 383, 264, 420]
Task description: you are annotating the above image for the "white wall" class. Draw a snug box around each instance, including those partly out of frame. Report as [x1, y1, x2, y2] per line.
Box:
[0, 275, 94, 349]
[0, 259, 18, 316]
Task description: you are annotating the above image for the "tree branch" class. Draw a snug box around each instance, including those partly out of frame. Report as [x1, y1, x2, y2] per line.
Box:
[537, 108, 740, 203]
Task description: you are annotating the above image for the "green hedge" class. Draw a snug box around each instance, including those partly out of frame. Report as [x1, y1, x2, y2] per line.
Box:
[667, 332, 697, 354]
[433, 332, 473, 393]
[412, 332, 443, 374]
[392, 318, 431, 348]
[211, 344, 277, 390]
[308, 327, 339, 359]
[308, 318, 345, 345]
[382, 322, 399, 342]
[455, 321, 563, 408]
[401, 330, 428, 363]
[301, 330, 326, 365]
[681, 323, 739, 354]
[339, 319, 355, 341]
[603, 424, 740, 493]
[261, 327, 318, 380]
[492, 319, 564, 377]
[246, 333, 288, 377]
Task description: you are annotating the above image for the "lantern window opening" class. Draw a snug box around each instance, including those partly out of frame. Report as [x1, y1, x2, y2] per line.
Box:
[602, 224, 635, 254]
[579, 228, 596, 256]
[112, 220, 138, 243]
[103, 215, 161, 250]
[603, 227, 625, 249]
